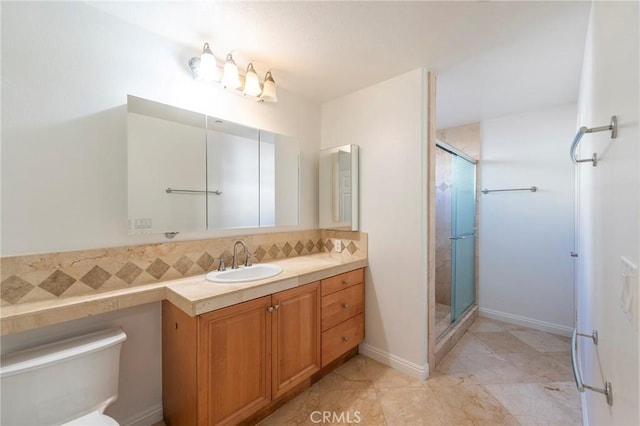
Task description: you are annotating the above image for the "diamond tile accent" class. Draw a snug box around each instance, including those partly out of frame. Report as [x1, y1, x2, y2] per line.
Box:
[305, 240, 315, 253]
[267, 244, 281, 259]
[254, 245, 267, 261]
[1, 275, 35, 304]
[1, 231, 331, 305]
[173, 256, 194, 275]
[438, 182, 449, 191]
[196, 252, 214, 271]
[116, 262, 143, 284]
[80, 266, 112, 290]
[39, 270, 76, 296]
[347, 241, 358, 255]
[146, 258, 171, 280]
[325, 239, 335, 252]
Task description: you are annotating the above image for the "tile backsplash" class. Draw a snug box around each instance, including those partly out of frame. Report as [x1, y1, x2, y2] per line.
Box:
[1, 230, 366, 306]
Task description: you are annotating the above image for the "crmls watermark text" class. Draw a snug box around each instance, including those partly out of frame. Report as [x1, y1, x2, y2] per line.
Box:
[309, 410, 362, 424]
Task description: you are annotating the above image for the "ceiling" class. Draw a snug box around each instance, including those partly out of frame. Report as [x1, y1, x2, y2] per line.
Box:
[89, 1, 591, 128]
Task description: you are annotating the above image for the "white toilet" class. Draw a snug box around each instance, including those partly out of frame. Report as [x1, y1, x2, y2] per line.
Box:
[0, 328, 127, 426]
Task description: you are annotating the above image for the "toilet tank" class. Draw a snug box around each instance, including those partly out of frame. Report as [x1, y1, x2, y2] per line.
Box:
[0, 328, 127, 426]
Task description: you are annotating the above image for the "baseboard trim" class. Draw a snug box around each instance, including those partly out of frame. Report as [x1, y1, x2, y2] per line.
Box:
[479, 307, 573, 337]
[119, 403, 164, 426]
[358, 343, 429, 380]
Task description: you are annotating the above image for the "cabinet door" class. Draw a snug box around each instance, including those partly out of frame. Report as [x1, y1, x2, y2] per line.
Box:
[198, 296, 272, 426]
[271, 282, 321, 398]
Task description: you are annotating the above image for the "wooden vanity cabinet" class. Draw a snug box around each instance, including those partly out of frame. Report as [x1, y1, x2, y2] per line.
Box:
[163, 281, 321, 426]
[271, 283, 321, 399]
[320, 268, 365, 367]
[198, 296, 273, 425]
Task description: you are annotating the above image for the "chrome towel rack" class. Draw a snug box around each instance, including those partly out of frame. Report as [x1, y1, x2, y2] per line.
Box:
[166, 188, 222, 195]
[570, 115, 617, 167]
[571, 329, 613, 406]
[481, 186, 537, 194]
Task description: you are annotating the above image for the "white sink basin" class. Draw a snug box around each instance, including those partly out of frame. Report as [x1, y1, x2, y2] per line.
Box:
[206, 264, 283, 283]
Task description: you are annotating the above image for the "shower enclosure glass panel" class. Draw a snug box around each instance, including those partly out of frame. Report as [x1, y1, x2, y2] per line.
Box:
[451, 154, 476, 321]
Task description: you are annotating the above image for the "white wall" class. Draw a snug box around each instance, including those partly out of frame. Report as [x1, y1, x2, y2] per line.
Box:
[321, 69, 429, 377]
[1, 1, 320, 257]
[576, 2, 639, 425]
[479, 104, 577, 335]
[1, 2, 320, 425]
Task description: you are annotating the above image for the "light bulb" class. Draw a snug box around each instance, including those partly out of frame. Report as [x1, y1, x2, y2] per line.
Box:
[260, 71, 277, 102]
[243, 63, 262, 97]
[222, 53, 241, 89]
[199, 43, 218, 82]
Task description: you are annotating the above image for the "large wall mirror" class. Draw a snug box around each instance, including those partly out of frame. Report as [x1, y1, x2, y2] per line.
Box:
[127, 95, 299, 234]
[319, 144, 359, 231]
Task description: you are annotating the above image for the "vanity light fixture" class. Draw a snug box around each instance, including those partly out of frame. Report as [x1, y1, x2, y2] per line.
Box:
[260, 71, 278, 102]
[188, 44, 278, 103]
[243, 63, 262, 97]
[188, 43, 219, 82]
[221, 53, 241, 89]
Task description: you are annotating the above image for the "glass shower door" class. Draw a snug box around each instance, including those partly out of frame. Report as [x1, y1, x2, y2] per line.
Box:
[451, 154, 476, 322]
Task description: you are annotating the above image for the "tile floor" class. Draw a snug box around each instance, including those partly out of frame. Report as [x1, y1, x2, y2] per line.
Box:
[259, 316, 582, 425]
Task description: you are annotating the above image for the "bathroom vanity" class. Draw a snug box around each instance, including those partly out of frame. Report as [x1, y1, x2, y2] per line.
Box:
[162, 266, 365, 426]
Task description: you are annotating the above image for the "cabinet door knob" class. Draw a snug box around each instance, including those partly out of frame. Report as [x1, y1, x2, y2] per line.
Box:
[267, 306, 275, 313]
[342, 280, 349, 285]
[273, 304, 280, 311]
[342, 336, 349, 342]
[342, 303, 350, 308]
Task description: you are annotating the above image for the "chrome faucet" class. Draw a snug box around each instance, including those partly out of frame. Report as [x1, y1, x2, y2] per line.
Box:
[232, 240, 252, 269]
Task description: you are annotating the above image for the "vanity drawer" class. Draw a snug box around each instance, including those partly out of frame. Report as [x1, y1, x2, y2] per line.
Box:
[321, 268, 364, 296]
[321, 283, 364, 331]
[321, 313, 364, 367]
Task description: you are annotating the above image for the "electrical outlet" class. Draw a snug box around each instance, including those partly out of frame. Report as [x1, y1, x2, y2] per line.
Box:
[335, 239, 343, 253]
[131, 218, 153, 234]
[620, 256, 638, 329]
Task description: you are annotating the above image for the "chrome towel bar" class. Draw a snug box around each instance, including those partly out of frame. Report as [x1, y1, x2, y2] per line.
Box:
[481, 186, 537, 194]
[571, 328, 613, 406]
[166, 188, 222, 195]
[570, 116, 617, 167]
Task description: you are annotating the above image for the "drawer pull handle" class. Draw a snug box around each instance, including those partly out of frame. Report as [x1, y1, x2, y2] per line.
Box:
[342, 336, 349, 342]
[342, 303, 350, 308]
[342, 280, 349, 285]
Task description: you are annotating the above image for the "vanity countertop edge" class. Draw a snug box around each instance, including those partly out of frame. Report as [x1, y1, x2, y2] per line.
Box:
[0, 253, 368, 336]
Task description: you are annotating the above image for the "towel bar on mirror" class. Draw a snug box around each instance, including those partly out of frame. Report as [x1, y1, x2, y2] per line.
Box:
[571, 329, 613, 405]
[165, 187, 223, 195]
[570, 116, 617, 167]
[481, 186, 537, 194]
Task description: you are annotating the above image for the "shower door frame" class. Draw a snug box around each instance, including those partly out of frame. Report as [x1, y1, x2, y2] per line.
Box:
[435, 140, 477, 337]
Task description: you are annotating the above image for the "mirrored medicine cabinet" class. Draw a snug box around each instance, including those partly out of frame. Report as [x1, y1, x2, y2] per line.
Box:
[127, 95, 300, 234]
[319, 144, 359, 231]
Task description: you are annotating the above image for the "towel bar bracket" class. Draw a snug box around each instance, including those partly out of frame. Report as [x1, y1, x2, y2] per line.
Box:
[577, 329, 598, 345]
[576, 153, 598, 167]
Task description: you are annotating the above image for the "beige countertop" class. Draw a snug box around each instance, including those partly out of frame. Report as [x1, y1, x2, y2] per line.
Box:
[0, 253, 367, 336]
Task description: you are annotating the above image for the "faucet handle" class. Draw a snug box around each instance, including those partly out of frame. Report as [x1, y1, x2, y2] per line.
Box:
[244, 248, 253, 267]
[218, 257, 226, 271]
